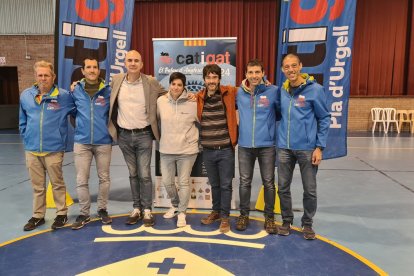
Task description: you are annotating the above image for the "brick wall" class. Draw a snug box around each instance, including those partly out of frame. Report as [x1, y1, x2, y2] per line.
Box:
[348, 97, 414, 132]
[0, 35, 54, 93]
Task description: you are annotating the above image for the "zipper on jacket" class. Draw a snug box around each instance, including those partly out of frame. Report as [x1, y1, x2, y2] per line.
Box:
[287, 96, 293, 149]
[84, 85, 101, 144]
[252, 92, 256, 147]
[40, 101, 45, 152]
[90, 97, 94, 144]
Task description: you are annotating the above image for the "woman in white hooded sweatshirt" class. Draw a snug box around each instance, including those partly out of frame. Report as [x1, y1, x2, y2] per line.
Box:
[157, 72, 199, 227]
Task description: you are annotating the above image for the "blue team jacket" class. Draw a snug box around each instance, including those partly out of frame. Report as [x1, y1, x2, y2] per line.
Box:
[19, 85, 75, 152]
[237, 81, 279, 148]
[72, 79, 112, 145]
[277, 74, 331, 150]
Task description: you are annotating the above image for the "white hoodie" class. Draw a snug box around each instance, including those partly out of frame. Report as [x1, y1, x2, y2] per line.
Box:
[156, 89, 199, 154]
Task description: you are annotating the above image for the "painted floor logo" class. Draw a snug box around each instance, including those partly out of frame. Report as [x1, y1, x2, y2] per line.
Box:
[1, 213, 384, 275]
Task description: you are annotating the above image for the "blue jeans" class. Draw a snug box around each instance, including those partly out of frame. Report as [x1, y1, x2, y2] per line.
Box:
[238, 146, 276, 217]
[74, 143, 112, 216]
[202, 148, 235, 217]
[277, 149, 317, 227]
[160, 153, 198, 213]
[118, 128, 153, 210]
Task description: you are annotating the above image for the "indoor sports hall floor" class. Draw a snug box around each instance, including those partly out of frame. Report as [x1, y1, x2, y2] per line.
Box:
[0, 129, 413, 275]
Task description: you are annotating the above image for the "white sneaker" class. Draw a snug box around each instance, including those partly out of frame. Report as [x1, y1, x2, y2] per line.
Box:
[177, 213, 186, 228]
[163, 207, 178, 219]
[130, 208, 141, 217]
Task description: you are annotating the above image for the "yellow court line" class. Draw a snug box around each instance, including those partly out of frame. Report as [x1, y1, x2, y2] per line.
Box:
[316, 235, 388, 276]
[0, 229, 52, 247]
[94, 236, 265, 249]
[0, 212, 388, 275]
[0, 218, 102, 247]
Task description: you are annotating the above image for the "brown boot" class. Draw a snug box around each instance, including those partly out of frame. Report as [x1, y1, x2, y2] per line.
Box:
[235, 215, 249, 231]
[264, 216, 278, 234]
[302, 225, 316, 240]
[219, 217, 230, 233]
[201, 211, 220, 225]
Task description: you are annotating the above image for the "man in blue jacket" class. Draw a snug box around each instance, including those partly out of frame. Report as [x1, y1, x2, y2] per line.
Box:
[236, 59, 279, 234]
[277, 53, 331, 240]
[70, 58, 113, 230]
[19, 60, 75, 231]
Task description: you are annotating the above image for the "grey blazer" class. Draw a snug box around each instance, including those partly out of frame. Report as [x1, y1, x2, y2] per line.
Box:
[108, 73, 167, 141]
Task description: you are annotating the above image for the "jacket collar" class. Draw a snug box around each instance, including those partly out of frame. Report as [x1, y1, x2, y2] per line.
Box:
[282, 73, 314, 93]
[167, 89, 189, 103]
[79, 78, 107, 91]
[201, 85, 229, 100]
[32, 84, 59, 98]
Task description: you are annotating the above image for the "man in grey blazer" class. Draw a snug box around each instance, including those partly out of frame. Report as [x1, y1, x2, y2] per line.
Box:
[108, 50, 167, 227]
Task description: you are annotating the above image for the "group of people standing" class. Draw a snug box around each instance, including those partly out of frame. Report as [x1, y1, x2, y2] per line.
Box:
[19, 50, 330, 240]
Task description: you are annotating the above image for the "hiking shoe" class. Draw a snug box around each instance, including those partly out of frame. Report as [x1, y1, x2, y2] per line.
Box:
[23, 217, 45, 231]
[236, 215, 249, 231]
[219, 217, 230, 233]
[51, 215, 68, 230]
[98, 209, 112, 224]
[126, 208, 142, 225]
[177, 213, 186, 228]
[71, 215, 91, 230]
[201, 211, 220, 225]
[143, 209, 155, 227]
[163, 207, 178, 219]
[302, 225, 316, 240]
[264, 216, 278, 234]
[278, 221, 291, 236]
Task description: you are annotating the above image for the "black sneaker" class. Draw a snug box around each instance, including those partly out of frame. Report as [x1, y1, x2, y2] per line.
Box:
[278, 221, 291, 236]
[236, 215, 249, 231]
[51, 215, 68, 230]
[302, 225, 316, 240]
[98, 209, 112, 224]
[71, 215, 91, 230]
[264, 216, 278, 234]
[23, 217, 45, 231]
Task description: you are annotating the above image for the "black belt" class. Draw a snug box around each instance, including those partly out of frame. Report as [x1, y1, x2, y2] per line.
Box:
[203, 144, 232, 150]
[119, 125, 151, 133]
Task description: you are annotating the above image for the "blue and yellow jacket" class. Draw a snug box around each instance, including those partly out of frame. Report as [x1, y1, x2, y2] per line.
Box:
[277, 74, 331, 150]
[19, 84, 75, 152]
[237, 79, 279, 148]
[72, 79, 112, 145]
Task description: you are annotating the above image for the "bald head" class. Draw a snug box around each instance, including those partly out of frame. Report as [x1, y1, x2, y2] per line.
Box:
[125, 50, 143, 77]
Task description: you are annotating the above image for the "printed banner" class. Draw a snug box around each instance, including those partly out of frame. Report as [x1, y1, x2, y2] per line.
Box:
[152, 37, 237, 208]
[276, 0, 357, 159]
[56, 0, 135, 90]
[153, 38, 237, 91]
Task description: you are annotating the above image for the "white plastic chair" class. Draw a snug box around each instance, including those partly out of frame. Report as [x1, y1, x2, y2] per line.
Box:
[383, 108, 400, 133]
[371, 107, 385, 133]
[408, 110, 414, 133]
[396, 110, 411, 132]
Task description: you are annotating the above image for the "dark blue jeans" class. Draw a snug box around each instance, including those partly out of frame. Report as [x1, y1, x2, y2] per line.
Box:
[277, 149, 317, 227]
[202, 148, 235, 217]
[238, 146, 276, 217]
[118, 128, 153, 210]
